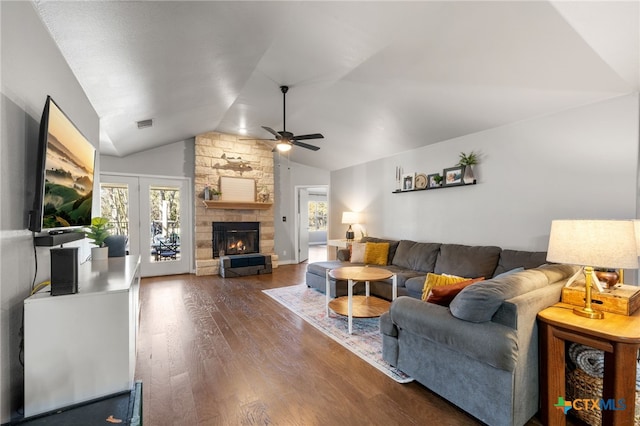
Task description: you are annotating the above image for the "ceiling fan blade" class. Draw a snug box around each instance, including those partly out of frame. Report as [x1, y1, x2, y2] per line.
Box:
[292, 133, 324, 141]
[292, 140, 320, 151]
[262, 126, 281, 139]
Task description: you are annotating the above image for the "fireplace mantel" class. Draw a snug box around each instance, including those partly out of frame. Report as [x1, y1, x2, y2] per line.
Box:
[202, 200, 273, 210]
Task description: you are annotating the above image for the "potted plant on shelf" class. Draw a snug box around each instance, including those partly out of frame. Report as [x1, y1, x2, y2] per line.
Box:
[433, 174, 443, 187]
[85, 216, 112, 260]
[204, 186, 221, 201]
[458, 151, 478, 184]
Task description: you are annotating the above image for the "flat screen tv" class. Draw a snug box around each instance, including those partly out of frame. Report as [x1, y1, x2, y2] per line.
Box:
[29, 96, 96, 233]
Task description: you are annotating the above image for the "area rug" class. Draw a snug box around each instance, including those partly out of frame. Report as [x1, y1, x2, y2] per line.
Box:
[262, 284, 413, 383]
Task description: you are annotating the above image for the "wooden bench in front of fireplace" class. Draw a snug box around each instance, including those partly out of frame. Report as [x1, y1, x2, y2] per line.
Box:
[219, 254, 272, 278]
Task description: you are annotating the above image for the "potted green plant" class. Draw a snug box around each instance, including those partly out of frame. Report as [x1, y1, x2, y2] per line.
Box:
[457, 151, 479, 184]
[85, 217, 112, 260]
[433, 174, 443, 186]
[210, 187, 221, 201]
[204, 186, 221, 201]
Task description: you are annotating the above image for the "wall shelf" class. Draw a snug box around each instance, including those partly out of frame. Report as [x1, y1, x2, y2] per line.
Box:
[392, 181, 476, 194]
[203, 200, 273, 210]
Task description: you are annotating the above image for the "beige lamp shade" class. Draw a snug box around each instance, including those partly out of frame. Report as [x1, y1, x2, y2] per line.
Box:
[546, 220, 639, 269]
[341, 211, 360, 225]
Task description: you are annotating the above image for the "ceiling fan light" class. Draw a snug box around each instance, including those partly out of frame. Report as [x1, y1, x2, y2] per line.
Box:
[276, 141, 292, 152]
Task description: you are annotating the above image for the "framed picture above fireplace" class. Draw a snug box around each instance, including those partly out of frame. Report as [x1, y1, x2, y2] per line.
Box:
[220, 177, 255, 202]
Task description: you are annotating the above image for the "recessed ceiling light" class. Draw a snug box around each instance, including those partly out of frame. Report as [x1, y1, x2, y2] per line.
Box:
[238, 127, 248, 135]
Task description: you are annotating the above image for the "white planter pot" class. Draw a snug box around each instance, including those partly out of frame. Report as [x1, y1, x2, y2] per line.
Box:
[463, 165, 476, 184]
[91, 246, 109, 261]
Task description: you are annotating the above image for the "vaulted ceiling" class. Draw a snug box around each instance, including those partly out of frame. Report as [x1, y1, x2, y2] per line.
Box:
[34, 1, 639, 171]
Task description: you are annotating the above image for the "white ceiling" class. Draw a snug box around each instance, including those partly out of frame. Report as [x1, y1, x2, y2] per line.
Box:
[34, 1, 639, 171]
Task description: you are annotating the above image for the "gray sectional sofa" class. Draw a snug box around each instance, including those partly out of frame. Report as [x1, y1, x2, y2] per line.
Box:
[305, 237, 577, 426]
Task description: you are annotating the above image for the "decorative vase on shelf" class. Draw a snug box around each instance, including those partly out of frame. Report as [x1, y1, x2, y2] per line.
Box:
[258, 187, 270, 203]
[463, 165, 475, 184]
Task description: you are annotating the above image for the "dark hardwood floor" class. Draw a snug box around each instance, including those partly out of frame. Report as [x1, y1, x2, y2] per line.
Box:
[134, 262, 558, 426]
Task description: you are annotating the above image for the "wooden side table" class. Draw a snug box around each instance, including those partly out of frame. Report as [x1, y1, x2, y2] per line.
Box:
[325, 266, 397, 334]
[538, 303, 640, 426]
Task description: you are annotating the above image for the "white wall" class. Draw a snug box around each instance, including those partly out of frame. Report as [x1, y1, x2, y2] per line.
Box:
[274, 157, 330, 263]
[100, 139, 195, 179]
[0, 2, 100, 421]
[331, 94, 639, 252]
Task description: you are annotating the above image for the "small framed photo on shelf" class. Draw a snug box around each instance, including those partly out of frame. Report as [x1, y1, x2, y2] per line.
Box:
[402, 173, 414, 191]
[443, 166, 464, 187]
[427, 173, 442, 188]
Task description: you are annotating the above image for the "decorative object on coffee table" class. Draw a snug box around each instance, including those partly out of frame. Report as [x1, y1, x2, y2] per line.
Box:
[546, 219, 639, 319]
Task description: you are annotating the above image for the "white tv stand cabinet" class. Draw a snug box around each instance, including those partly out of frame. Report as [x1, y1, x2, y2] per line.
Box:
[24, 255, 141, 417]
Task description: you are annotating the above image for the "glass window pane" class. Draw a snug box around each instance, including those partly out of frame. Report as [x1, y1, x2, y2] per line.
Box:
[150, 186, 181, 262]
[100, 183, 129, 236]
[308, 200, 327, 231]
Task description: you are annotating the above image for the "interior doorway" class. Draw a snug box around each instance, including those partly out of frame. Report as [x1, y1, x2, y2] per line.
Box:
[295, 185, 328, 263]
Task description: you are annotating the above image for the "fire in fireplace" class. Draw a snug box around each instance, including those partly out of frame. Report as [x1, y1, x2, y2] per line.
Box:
[212, 222, 260, 258]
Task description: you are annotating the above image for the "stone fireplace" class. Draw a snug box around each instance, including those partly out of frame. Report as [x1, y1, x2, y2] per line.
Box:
[212, 221, 260, 258]
[194, 132, 276, 275]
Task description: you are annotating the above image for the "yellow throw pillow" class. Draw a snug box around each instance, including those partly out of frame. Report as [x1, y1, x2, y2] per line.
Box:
[364, 242, 390, 266]
[421, 273, 469, 301]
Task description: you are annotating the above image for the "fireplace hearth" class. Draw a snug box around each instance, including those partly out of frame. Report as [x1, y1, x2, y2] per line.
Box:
[212, 222, 260, 258]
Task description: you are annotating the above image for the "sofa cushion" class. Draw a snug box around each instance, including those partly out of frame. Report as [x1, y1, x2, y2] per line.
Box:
[404, 275, 428, 296]
[493, 267, 524, 279]
[350, 242, 366, 263]
[434, 244, 501, 279]
[361, 237, 399, 265]
[426, 277, 484, 306]
[449, 269, 549, 322]
[493, 249, 547, 277]
[421, 272, 469, 300]
[306, 260, 348, 277]
[392, 240, 441, 272]
[364, 242, 389, 266]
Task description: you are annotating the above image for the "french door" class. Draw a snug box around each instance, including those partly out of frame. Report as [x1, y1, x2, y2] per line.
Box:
[100, 174, 192, 277]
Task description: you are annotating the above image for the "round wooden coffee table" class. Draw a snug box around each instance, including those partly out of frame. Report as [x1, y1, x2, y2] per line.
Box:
[325, 266, 397, 334]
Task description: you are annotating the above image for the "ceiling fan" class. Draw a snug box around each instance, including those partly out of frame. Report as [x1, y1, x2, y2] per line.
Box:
[255, 85, 324, 152]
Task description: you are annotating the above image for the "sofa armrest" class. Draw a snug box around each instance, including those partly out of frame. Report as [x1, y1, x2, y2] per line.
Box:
[389, 296, 518, 371]
[337, 248, 350, 261]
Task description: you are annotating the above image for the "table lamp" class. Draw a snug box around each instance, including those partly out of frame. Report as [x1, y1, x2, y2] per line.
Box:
[617, 220, 640, 284]
[546, 219, 639, 319]
[342, 211, 359, 241]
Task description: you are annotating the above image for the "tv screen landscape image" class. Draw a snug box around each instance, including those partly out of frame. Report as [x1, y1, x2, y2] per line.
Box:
[30, 96, 95, 232]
